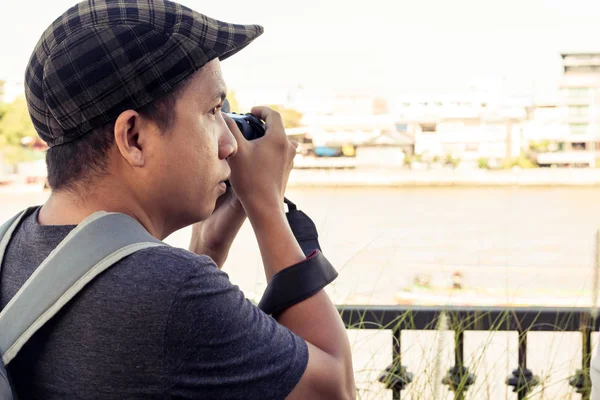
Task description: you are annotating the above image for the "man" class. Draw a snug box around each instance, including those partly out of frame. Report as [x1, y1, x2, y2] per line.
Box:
[0, 0, 355, 399]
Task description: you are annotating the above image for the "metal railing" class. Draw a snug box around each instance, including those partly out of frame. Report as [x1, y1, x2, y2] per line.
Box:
[337, 305, 597, 399]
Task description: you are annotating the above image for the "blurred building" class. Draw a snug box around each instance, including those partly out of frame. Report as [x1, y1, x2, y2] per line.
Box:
[299, 114, 414, 157]
[295, 90, 532, 167]
[392, 93, 528, 168]
[525, 53, 600, 167]
[289, 88, 412, 159]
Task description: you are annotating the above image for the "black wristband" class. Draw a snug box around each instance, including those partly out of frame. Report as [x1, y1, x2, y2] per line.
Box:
[258, 250, 338, 316]
[285, 198, 321, 256]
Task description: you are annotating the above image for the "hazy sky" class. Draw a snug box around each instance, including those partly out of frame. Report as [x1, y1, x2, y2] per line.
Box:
[1, 0, 600, 99]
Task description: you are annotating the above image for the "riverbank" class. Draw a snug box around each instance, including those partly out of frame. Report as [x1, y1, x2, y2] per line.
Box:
[4, 168, 600, 193]
[287, 167, 600, 188]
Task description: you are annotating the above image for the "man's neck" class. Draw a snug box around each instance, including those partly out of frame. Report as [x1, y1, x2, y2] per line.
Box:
[38, 183, 168, 240]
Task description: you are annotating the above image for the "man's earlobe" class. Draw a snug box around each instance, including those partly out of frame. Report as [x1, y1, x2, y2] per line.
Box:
[114, 110, 145, 168]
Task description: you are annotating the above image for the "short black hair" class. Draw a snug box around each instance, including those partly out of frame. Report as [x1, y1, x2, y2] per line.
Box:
[45, 81, 189, 192]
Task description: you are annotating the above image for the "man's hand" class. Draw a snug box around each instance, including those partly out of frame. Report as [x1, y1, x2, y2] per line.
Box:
[224, 107, 298, 215]
[223, 107, 304, 281]
[188, 186, 246, 269]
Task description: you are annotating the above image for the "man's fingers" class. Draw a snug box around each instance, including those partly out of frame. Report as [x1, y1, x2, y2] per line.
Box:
[249, 106, 272, 121]
[250, 106, 285, 134]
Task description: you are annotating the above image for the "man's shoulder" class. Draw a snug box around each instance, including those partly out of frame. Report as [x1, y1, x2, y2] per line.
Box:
[129, 245, 216, 271]
[89, 245, 224, 301]
[113, 245, 220, 283]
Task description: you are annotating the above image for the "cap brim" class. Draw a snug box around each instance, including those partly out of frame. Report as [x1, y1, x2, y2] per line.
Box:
[214, 23, 264, 62]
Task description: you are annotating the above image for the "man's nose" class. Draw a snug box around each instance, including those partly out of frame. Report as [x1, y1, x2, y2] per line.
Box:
[219, 125, 238, 160]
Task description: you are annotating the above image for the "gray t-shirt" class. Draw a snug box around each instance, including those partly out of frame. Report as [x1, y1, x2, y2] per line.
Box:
[0, 209, 308, 399]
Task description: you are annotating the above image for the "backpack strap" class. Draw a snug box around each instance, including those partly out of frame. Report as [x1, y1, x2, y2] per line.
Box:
[0, 207, 39, 271]
[0, 210, 166, 365]
[0, 208, 37, 400]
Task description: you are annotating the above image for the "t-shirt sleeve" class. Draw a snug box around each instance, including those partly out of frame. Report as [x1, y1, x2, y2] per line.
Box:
[163, 256, 309, 400]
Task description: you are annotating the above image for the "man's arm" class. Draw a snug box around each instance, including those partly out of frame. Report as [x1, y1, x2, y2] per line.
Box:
[248, 207, 355, 400]
[188, 188, 246, 268]
[225, 107, 356, 399]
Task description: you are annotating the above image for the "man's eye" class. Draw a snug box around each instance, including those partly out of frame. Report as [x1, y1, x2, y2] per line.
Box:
[210, 105, 222, 116]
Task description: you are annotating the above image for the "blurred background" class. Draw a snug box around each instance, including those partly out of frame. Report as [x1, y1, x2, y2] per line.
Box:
[3, 1, 600, 398]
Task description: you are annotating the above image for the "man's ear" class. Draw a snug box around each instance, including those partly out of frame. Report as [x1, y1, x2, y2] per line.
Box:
[114, 110, 148, 168]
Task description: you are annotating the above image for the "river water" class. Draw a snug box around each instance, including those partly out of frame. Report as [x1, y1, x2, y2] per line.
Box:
[224, 186, 600, 305]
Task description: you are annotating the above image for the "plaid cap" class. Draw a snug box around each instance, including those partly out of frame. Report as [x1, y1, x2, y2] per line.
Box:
[25, 0, 263, 147]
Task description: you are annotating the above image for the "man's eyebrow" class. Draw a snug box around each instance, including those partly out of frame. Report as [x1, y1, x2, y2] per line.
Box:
[214, 89, 227, 103]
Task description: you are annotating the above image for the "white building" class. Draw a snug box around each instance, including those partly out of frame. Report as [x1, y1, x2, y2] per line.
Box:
[525, 53, 600, 167]
[391, 93, 529, 167]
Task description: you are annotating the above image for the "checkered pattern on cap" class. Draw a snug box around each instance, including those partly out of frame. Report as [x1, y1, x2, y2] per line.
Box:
[25, 0, 263, 147]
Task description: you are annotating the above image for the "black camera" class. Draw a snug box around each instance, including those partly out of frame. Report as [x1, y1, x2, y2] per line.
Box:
[226, 112, 266, 141]
[222, 98, 265, 141]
